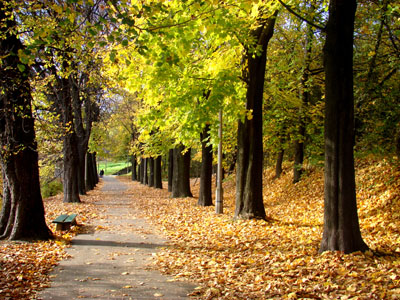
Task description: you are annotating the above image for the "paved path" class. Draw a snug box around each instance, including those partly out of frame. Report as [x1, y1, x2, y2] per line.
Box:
[38, 176, 196, 300]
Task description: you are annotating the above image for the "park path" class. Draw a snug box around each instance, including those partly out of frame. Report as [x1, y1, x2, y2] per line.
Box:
[38, 176, 196, 300]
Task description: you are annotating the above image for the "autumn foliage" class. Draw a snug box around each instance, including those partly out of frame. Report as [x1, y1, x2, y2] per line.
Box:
[1, 158, 399, 299]
[126, 157, 400, 299]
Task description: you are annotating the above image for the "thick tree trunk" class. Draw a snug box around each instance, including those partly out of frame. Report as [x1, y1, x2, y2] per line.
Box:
[172, 146, 192, 198]
[275, 150, 284, 179]
[77, 145, 87, 195]
[0, 4, 52, 240]
[85, 152, 96, 191]
[168, 149, 173, 192]
[61, 76, 81, 203]
[235, 13, 277, 219]
[198, 125, 213, 206]
[131, 155, 137, 181]
[154, 156, 163, 189]
[63, 131, 81, 203]
[320, 0, 368, 253]
[148, 157, 155, 187]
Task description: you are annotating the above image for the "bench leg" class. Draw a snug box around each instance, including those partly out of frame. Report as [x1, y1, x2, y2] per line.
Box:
[55, 223, 71, 231]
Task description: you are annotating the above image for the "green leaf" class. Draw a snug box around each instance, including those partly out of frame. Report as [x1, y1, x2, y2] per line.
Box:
[17, 64, 26, 72]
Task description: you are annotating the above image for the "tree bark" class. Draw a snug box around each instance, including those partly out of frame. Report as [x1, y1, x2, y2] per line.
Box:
[172, 145, 192, 198]
[198, 125, 213, 206]
[92, 152, 99, 185]
[60, 76, 81, 203]
[275, 150, 284, 179]
[154, 156, 163, 189]
[235, 12, 277, 219]
[143, 158, 148, 185]
[138, 158, 143, 183]
[148, 157, 155, 187]
[320, 0, 368, 253]
[0, 3, 52, 240]
[131, 155, 137, 181]
[168, 149, 173, 192]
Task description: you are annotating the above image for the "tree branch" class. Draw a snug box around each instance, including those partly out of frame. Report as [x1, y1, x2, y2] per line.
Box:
[277, 0, 325, 32]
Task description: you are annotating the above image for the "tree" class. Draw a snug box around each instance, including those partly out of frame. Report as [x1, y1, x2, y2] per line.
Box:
[154, 156, 163, 189]
[198, 125, 213, 206]
[0, 2, 52, 240]
[172, 145, 192, 198]
[235, 9, 278, 219]
[320, 0, 368, 253]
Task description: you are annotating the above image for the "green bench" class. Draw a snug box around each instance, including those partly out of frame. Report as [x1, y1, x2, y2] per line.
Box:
[52, 214, 77, 231]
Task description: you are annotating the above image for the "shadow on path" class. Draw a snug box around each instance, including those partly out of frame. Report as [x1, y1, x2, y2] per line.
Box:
[37, 176, 196, 300]
[72, 238, 167, 249]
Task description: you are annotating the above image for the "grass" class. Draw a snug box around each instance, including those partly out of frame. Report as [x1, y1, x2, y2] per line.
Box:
[98, 161, 130, 175]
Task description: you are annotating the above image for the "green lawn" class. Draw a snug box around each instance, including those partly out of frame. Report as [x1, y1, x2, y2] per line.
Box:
[98, 161, 130, 175]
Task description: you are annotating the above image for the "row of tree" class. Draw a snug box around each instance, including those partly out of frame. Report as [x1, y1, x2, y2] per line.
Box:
[106, 0, 398, 253]
[0, 0, 398, 255]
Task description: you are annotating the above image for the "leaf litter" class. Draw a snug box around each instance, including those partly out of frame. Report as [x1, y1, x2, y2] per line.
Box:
[1, 158, 399, 299]
[123, 157, 400, 299]
[0, 182, 107, 300]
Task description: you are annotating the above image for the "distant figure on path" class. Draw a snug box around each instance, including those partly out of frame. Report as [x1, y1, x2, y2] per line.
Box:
[99, 170, 104, 178]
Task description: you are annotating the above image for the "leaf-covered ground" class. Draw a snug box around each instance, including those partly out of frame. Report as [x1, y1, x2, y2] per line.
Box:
[1, 158, 399, 299]
[124, 157, 400, 299]
[0, 182, 106, 300]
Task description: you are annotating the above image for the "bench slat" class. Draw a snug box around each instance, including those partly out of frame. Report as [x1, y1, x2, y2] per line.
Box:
[64, 214, 77, 224]
[52, 214, 69, 223]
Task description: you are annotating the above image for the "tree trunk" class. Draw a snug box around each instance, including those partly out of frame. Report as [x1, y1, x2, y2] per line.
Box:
[131, 155, 137, 181]
[235, 12, 277, 219]
[198, 125, 213, 206]
[293, 137, 305, 183]
[168, 149, 173, 192]
[275, 150, 284, 179]
[320, 0, 368, 253]
[138, 158, 143, 183]
[172, 145, 192, 198]
[148, 157, 155, 187]
[0, 3, 52, 240]
[63, 131, 81, 203]
[154, 156, 163, 189]
[143, 158, 148, 185]
[92, 152, 99, 185]
[85, 152, 96, 191]
[60, 75, 81, 203]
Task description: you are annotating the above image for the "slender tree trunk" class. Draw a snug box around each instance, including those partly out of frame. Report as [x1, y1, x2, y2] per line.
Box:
[138, 158, 143, 183]
[235, 12, 277, 219]
[172, 145, 192, 198]
[148, 157, 154, 187]
[396, 126, 400, 160]
[168, 149, 173, 192]
[0, 3, 52, 240]
[131, 155, 137, 181]
[293, 136, 305, 183]
[320, 0, 368, 253]
[143, 158, 148, 185]
[93, 152, 99, 185]
[198, 125, 213, 206]
[154, 156, 163, 189]
[275, 150, 284, 179]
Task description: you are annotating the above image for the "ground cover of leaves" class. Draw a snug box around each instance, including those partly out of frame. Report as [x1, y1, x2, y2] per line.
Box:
[123, 157, 400, 300]
[0, 182, 106, 300]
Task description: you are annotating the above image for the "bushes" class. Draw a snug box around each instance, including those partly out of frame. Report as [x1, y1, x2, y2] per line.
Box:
[41, 180, 63, 199]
